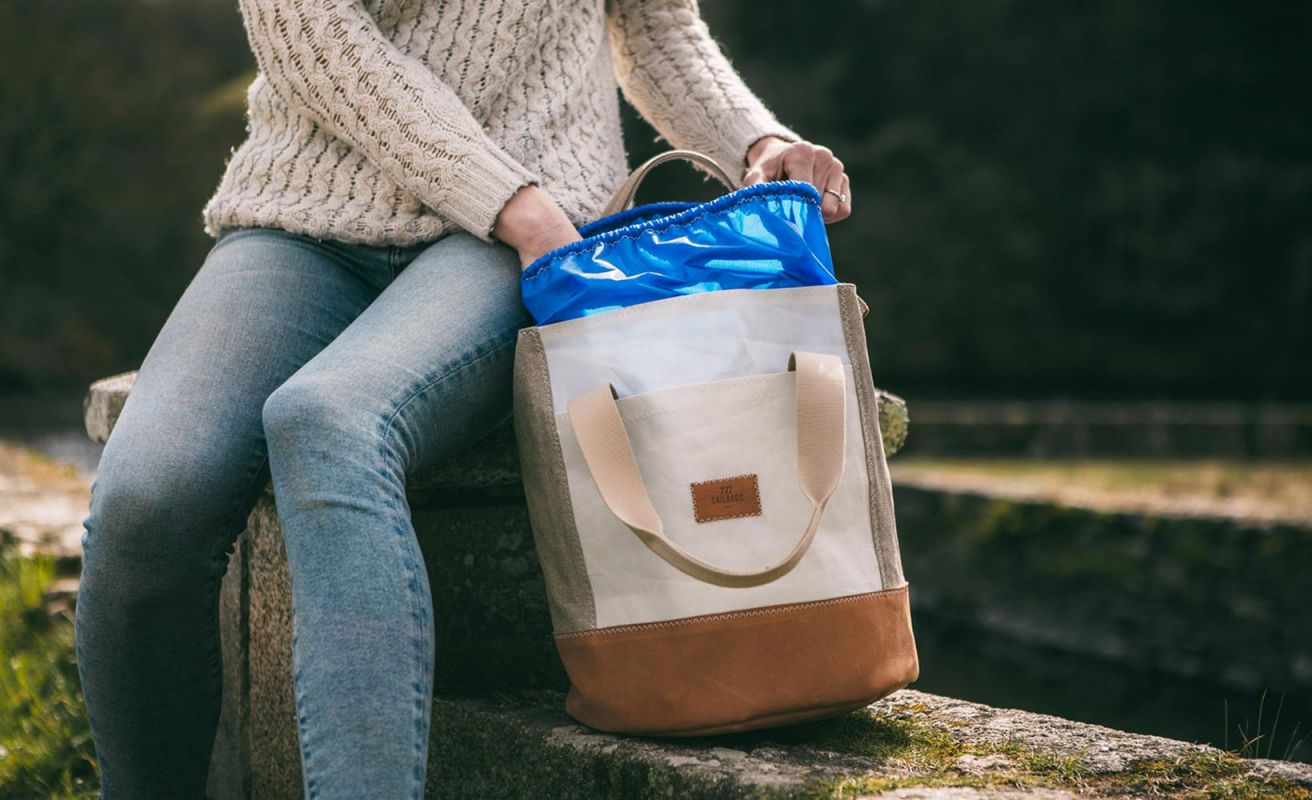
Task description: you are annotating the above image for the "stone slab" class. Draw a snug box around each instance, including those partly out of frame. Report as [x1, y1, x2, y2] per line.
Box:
[421, 690, 1310, 799]
[893, 483, 1312, 694]
[82, 370, 135, 445]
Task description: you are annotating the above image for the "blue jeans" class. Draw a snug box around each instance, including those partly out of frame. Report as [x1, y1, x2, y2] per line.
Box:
[75, 226, 532, 799]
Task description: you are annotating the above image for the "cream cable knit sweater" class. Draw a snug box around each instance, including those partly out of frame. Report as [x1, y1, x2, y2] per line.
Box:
[202, 0, 800, 246]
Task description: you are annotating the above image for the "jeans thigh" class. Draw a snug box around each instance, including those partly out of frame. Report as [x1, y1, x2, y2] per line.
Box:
[262, 231, 532, 481]
[85, 227, 385, 573]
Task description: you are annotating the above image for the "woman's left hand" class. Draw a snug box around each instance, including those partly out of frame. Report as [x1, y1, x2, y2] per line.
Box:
[743, 136, 851, 224]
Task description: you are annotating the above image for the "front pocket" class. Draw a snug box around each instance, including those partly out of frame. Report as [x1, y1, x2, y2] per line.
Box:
[556, 365, 884, 629]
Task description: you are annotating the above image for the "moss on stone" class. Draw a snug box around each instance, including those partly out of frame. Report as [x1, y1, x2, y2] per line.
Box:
[788, 709, 1304, 799]
[803, 711, 960, 768]
[1088, 751, 1310, 800]
[791, 708, 1085, 797]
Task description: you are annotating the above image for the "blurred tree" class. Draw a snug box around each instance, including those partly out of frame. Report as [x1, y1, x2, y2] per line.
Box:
[0, 0, 251, 390]
[686, 0, 1312, 400]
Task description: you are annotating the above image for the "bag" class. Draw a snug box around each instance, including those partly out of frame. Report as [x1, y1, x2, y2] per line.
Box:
[512, 150, 918, 736]
[520, 150, 838, 325]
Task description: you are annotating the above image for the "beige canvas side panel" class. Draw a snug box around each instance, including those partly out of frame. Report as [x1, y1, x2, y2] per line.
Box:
[512, 328, 597, 633]
[838, 284, 906, 588]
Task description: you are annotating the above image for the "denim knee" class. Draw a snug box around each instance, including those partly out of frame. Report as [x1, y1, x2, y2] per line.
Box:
[262, 376, 384, 457]
[261, 375, 413, 506]
[80, 463, 226, 609]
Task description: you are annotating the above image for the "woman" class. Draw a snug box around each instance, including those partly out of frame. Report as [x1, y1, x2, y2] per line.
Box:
[75, 0, 853, 797]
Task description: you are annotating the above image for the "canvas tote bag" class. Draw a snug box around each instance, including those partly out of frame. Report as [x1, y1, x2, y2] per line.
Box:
[512, 151, 918, 737]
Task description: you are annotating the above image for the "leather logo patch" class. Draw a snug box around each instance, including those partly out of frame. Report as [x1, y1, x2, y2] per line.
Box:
[690, 474, 762, 523]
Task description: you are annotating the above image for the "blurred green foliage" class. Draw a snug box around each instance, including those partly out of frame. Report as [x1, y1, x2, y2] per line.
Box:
[0, 532, 97, 799]
[1, 0, 1308, 400]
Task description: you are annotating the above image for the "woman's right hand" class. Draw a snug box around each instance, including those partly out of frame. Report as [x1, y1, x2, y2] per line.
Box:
[493, 185, 582, 270]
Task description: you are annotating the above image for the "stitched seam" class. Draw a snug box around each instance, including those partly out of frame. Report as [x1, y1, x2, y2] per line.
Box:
[375, 330, 524, 795]
[839, 285, 901, 588]
[373, 409, 433, 800]
[378, 332, 517, 451]
[609, 363, 853, 422]
[555, 586, 907, 639]
[201, 448, 268, 795]
[368, 330, 520, 797]
[534, 281, 845, 334]
[364, 329, 516, 797]
[840, 286, 881, 556]
[528, 330, 598, 631]
[618, 386, 789, 422]
[693, 509, 762, 522]
[205, 448, 270, 574]
[576, 201, 695, 236]
[388, 246, 400, 280]
[654, 698, 879, 737]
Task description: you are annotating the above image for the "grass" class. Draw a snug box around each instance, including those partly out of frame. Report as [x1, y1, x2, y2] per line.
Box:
[0, 440, 85, 485]
[1100, 751, 1306, 800]
[0, 529, 98, 800]
[793, 709, 1093, 798]
[1227, 692, 1309, 763]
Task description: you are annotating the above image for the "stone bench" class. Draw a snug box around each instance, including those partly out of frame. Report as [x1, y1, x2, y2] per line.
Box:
[85, 369, 903, 796]
[83, 371, 1311, 799]
[891, 480, 1312, 697]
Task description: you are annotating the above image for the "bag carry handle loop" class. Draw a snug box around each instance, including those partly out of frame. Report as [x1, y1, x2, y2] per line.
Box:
[566, 351, 846, 589]
[600, 149, 738, 218]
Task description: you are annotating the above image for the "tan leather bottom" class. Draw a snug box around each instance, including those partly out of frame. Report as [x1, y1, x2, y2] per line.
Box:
[555, 585, 918, 736]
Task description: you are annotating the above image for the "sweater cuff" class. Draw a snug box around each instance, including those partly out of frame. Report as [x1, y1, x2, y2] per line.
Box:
[440, 142, 540, 243]
[716, 110, 803, 179]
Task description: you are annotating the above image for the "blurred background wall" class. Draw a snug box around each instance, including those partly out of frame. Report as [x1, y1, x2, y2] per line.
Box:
[2, 0, 1309, 402]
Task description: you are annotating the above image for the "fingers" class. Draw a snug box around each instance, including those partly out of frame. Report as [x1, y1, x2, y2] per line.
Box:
[743, 154, 780, 186]
[782, 143, 816, 185]
[814, 147, 849, 222]
[819, 158, 842, 221]
[742, 140, 851, 222]
[835, 173, 851, 222]
[812, 146, 838, 194]
[742, 163, 771, 186]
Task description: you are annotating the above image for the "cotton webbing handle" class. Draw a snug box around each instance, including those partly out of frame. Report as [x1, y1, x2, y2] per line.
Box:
[566, 352, 847, 589]
[600, 149, 738, 218]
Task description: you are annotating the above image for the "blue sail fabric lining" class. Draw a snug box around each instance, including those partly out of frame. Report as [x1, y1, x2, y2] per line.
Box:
[520, 180, 837, 325]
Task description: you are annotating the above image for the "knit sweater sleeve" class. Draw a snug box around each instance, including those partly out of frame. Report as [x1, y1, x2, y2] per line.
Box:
[235, 0, 538, 241]
[606, 0, 802, 180]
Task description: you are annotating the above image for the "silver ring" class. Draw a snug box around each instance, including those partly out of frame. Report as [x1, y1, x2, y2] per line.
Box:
[823, 189, 847, 203]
